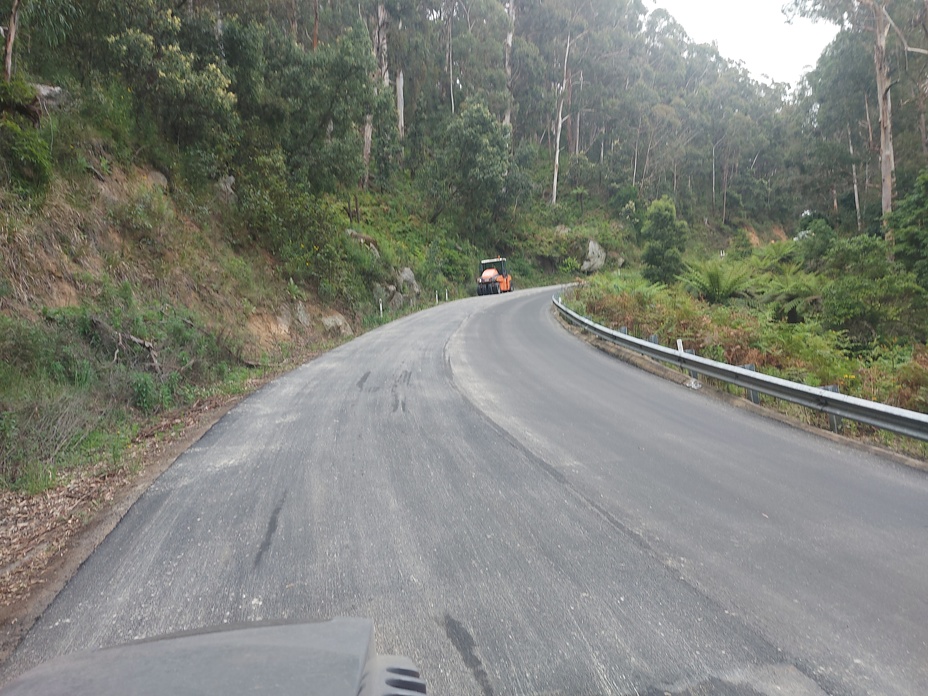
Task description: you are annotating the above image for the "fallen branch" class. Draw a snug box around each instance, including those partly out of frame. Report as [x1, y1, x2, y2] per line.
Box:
[126, 333, 163, 377]
[91, 316, 162, 377]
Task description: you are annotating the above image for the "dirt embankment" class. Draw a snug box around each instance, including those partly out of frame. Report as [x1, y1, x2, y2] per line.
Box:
[0, 165, 343, 665]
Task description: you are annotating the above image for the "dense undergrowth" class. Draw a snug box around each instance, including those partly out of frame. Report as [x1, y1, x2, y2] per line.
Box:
[0, 300, 240, 492]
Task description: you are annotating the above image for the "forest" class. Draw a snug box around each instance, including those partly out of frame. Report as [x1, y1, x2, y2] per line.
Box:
[3, 0, 928, 479]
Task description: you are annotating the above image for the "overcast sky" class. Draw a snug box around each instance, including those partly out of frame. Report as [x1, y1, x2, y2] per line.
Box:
[648, 0, 839, 86]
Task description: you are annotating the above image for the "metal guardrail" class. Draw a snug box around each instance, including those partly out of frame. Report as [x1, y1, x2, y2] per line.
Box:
[553, 295, 928, 442]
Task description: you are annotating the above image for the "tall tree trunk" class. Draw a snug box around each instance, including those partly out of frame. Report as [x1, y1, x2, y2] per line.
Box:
[573, 103, 581, 156]
[632, 116, 642, 188]
[551, 32, 571, 205]
[712, 138, 722, 210]
[722, 161, 729, 224]
[312, 0, 319, 50]
[3, 0, 21, 83]
[396, 68, 405, 139]
[503, 0, 515, 127]
[363, 5, 391, 189]
[395, 15, 405, 139]
[375, 4, 390, 87]
[363, 115, 374, 188]
[849, 123, 863, 232]
[552, 95, 565, 205]
[641, 129, 654, 187]
[873, 8, 895, 224]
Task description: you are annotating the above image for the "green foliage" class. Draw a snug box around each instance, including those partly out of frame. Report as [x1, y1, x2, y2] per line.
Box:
[105, 7, 239, 178]
[371, 89, 402, 191]
[225, 20, 373, 193]
[727, 229, 754, 259]
[679, 259, 754, 304]
[0, 78, 38, 112]
[107, 185, 174, 248]
[0, 79, 52, 196]
[821, 235, 890, 280]
[17, 0, 80, 52]
[641, 197, 687, 284]
[421, 237, 478, 288]
[0, 271, 253, 485]
[751, 240, 800, 272]
[821, 273, 927, 348]
[890, 170, 928, 290]
[427, 101, 511, 239]
[760, 264, 824, 323]
[796, 218, 837, 271]
[131, 371, 159, 414]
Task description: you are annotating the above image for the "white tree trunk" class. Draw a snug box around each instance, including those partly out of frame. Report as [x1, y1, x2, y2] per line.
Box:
[632, 116, 641, 188]
[363, 115, 374, 188]
[363, 5, 391, 189]
[873, 8, 895, 226]
[376, 4, 390, 86]
[849, 123, 863, 232]
[552, 96, 565, 205]
[4, 0, 21, 82]
[551, 33, 571, 205]
[396, 69, 405, 139]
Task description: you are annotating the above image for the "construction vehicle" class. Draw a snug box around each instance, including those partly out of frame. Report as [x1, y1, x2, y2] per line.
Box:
[476, 257, 513, 295]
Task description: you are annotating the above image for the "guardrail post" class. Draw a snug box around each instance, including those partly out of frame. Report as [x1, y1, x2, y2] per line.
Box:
[684, 350, 698, 379]
[740, 364, 761, 404]
[648, 334, 660, 345]
[619, 326, 628, 335]
[823, 385, 843, 433]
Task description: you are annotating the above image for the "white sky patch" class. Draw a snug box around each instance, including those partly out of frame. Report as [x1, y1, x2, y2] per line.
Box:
[649, 0, 839, 86]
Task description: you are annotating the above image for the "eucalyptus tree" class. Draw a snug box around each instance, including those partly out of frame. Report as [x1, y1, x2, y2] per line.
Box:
[547, 1, 591, 205]
[800, 30, 876, 230]
[575, 0, 645, 172]
[2, 0, 78, 81]
[788, 0, 928, 234]
[448, 0, 509, 114]
[503, 0, 515, 127]
[635, 9, 690, 197]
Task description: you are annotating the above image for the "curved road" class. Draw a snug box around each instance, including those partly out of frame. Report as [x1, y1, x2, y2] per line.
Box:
[3, 288, 927, 695]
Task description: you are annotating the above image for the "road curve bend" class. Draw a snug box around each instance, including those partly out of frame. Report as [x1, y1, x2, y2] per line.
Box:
[3, 287, 927, 696]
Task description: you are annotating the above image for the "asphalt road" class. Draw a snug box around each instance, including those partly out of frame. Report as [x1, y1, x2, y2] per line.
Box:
[3, 287, 927, 695]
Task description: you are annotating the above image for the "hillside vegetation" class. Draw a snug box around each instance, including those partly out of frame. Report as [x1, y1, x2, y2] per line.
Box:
[3, 0, 928, 488]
